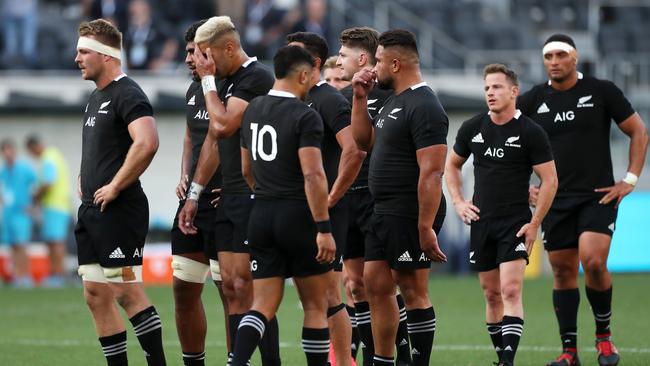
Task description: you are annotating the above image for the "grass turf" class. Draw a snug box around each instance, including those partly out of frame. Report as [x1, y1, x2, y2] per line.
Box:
[1, 273, 649, 365]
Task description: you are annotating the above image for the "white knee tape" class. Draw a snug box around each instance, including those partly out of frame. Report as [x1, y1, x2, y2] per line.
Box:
[171, 255, 209, 283]
[78, 264, 107, 283]
[209, 259, 222, 281]
[102, 265, 143, 283]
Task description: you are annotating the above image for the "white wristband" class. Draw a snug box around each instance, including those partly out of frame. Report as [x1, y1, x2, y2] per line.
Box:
[622, 172, 638, 186]
[187, 182, 204, 201]
[201, 75, 216, 95]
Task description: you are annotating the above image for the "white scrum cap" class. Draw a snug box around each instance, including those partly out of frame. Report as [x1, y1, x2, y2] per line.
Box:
[194, 15, 236, 44]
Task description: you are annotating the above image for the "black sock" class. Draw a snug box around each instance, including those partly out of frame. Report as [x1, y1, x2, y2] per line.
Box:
[302, 327, 330, 366]
[395, 295, 411, 364]
[182, 351, 205, 366]
[129, 306, 166, 366]
[355, 301, 374, 366]
[259, 316, 281, 366]
[373, 355, 394, 365]
[501, 316, 524, 365]
[553, 288, 579, 351]
[99, 331, 128, 366]
[347, 305, 361, 360]
[586, 286, 613, 337]
[406, 307, 436, 366]
[232, 311, 267, 366]
[486, 321, 503, 361]
[229, 314, 245, 349]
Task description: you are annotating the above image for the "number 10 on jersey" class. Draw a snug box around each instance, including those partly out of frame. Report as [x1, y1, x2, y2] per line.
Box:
[250, 123, 278, 161]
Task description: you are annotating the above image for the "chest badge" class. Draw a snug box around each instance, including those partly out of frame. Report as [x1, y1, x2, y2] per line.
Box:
[537, 103, 550, 114]
[98, 100, 111, 114]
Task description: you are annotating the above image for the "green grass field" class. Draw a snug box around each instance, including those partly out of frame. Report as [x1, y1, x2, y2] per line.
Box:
[1, 273, 649, 365]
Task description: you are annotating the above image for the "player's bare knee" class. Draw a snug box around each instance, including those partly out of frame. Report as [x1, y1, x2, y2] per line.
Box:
[483, 287, 503, 307]
[83, 286, 110, 310]
[500, 283, 522, 304]
[582, 258, 608, 280]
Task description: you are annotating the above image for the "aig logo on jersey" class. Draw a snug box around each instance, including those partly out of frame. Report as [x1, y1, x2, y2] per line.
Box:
[484, 147, 504, 158]
[577, 95, 594, 108]
[85, 116, 96, 127]
[194, 109, 209, 120]
[554, 110, 575, 123]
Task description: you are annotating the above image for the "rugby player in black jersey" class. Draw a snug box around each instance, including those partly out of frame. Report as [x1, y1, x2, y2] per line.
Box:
[518, 34, 649, 366]
[75, 19, 166, 366]
[337, 26, 411, 366]
[177, 16, 278, 366]
[446, 64, 558, 366]
[287, 31, 366, 366]
[351, 29, 448, 366]
[232, 45, 336, 366]
[170, 20, 231, 366]
[323, 56, 350, 90]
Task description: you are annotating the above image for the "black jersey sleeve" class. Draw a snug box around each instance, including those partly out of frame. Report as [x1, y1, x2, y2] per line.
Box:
[516, 88, 536, 116]
[453, 118, 474, 158]
[600, 80, 635, 124]
[320, 90, 352, 135]
[231, 69, 273, 103]
[525, 122, 554, 166]
[409, 102, 448, 150]
[296, 109, 324, 148]
[116, 86, 154, 125]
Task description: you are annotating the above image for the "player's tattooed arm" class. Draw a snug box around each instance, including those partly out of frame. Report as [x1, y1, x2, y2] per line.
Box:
[445, 150, 480, 225]
[94, 116, 158, 212]
[518, 160, 558, 253]
[596, 113, 648, 207]
[416, 145, 448, 262]
[350, 68, 376, 151]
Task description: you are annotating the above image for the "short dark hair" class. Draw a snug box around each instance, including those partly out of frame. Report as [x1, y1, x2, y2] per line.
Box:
[78, 19, 122, 49]
[544, 33, 577, 50]
[286, 32, 328, 69]
[273, 45, 315, 79]
[25, 134, 41, 148]
[483, 63, 519, 86]
[378, 29, 418, 56]
[1, 138, 15, 150]
[185, 19, 208, 43]
[339, 27, 380, 64]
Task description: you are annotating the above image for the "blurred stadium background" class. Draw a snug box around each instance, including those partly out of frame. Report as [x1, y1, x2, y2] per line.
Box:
[0, 1, 649, 364]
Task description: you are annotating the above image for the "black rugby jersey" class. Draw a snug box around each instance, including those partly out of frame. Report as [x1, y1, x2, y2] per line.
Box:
[369, 82, 448, 218]
[517, 74, 635, 196]
[240, 90, 324, 200]
[185, 81, 221, 191]
[341, 85, 392, 190]
[216, 58, 274, 194]
[453, 110, 553, 219]
[305, 81, 351, 188]
[80, 74, 153, 204]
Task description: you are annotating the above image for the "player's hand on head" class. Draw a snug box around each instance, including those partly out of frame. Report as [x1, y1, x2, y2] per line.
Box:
[516, 222, 539, 254]
[210, 188, 221, 207]
[176, 174, 189, 200]
[528, 185, 540, 207]
[193, 46, 216, 78]
[453, 199, 480, 225]
[93, 183, 120, 212]
[419, 228, 447, 262]
[351, 69, 376, 98]
[315, 232, 336, 264]
[595, 181, 634, 208]
[178, 199, 199, 235]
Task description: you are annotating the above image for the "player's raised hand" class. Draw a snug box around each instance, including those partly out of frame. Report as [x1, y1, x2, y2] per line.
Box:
[315, 232, 336, 264]
[595, 180, 634, 208]
[419, 228, 447, 262]
[93, 183, 120, 212]
[453, 199, 480, 225]
[193, 46, 216, 78]
[352, 68, 376, 99]
[516, 221, 539, 254]
[178, 199, 199, 235]
[176, 174, 189, 200]
[528, 185, 540, 207]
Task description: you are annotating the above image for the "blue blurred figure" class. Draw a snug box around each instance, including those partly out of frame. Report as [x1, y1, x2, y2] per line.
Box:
[1, 0, 38, 68]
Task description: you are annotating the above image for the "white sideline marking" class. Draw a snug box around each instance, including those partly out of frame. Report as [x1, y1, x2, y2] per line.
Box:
[1, 339, 648, 353]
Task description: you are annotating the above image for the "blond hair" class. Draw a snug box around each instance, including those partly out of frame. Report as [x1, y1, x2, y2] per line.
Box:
[194, 16, 237, 45]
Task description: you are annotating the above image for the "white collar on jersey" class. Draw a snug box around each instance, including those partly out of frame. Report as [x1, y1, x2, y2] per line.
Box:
[114, 73, 127, 81]
[547, 71, 583, 85]
[316, 80, 327, 87]
[410, 81, 428, 90]
[268, 89, 297, 98]
[487, 109, 522, 119]
[242, 57, 258, 68]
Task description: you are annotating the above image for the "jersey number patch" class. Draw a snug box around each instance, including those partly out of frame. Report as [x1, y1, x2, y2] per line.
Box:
[250, 123, 278, 161]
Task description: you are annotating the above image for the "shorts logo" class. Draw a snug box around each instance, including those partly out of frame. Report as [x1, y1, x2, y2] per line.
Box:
[577, 95, 594, 108]
[505, 135, 521, 148]
[244, 240, 249, 246]
[399, 338, 408, 347]
[514, 243, 527, 252]
[537, 103, 550, 114]
[398, 251, 412, 262]
[133, 247, 143, 258]
[419, 253, 430, 262]
[541, 230, 547, 244]
[608, 222, 615, 232]
[471, 133, 484, 143]
[98, 100, 111, 114]
[411, 348, 420, 356]
[469, 251, 476, 264]
[250, 260, 258, 271]
[109, 247, 126, 259]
